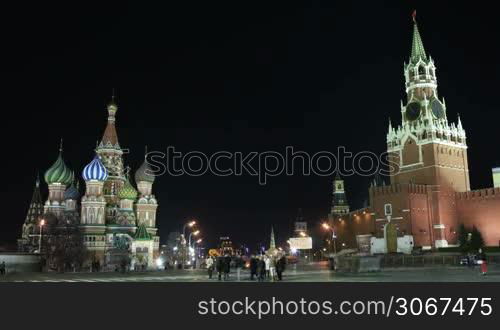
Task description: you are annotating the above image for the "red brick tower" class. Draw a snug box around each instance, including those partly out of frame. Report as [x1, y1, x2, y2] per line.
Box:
[387, 15, 469, 192]
[371, 13, 470, 248]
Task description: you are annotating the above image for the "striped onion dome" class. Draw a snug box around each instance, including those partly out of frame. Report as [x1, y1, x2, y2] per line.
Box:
[117, 178, 138, 200]
[44, 152, 74, 185]
[135, 160, 155, 183]
[82, 155, 108, 181]
[64, 181, 80, 200]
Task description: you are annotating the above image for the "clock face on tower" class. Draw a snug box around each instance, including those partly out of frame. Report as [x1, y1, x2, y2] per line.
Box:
[405, 102, 421, 121]
[431, 98, 445, 119]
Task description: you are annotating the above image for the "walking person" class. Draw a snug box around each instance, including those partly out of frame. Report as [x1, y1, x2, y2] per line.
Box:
[257, 256, 266, 282]
[206, 256, 214, 279]
[328, 255, 336, 271]
[216, 256, 224, 281]
[0, 261, 5, 275]
[235, 254, 243, 281]
[276, 254, 286, 281]
[269, 256, 276, 282]
[478, 248, 488, 275]
[250, 255, 258, 281]
[466, 253, 474, 269]
[223, 253, 231, 281]
[264, 255, 271, 279]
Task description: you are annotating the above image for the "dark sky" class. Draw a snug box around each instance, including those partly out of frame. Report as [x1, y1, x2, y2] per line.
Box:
[1, 0, 499, 249]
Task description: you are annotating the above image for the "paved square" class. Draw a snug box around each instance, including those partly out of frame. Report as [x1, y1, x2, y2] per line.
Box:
[1, 263, 499, 282]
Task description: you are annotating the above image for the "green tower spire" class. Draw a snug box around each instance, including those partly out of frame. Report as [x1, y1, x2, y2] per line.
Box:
[410, 11, 427, 63]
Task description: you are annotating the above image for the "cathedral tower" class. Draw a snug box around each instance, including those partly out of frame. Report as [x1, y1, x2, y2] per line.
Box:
[387, 13, 470, 192]
[96, 97, 126, 206]
[81, 155, 108, 225]
[18, 174, 44, 251]
[116, 173, 138, 226]
[270, 226, 276, 250]
[63, 180, 80, 212]
[134, 154, 158, 231]
[44, 142, 74, 216]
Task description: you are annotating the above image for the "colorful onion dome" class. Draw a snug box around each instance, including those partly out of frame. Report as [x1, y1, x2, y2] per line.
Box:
[117, 178, 138, 200]
[135, 159, 155, 183]
[44, 152, 74, 185]
[64, 181, 80, 200]
[82, 155, 108, 181]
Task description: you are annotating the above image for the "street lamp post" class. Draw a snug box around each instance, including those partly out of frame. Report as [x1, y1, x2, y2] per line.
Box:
[182, 220, 196, 240]
[322, 223, 337, 255]
[192, 238, 202, 269]
[180, 220, 196, 269]
[38, 219, 45, 254]
[188, 230, 200, 248]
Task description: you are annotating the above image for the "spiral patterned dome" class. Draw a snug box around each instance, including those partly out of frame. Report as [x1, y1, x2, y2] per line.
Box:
[135, 160, 155, 183]
[117, 178, 138, 200]
[44, 152, 74, 185]
[82, 155, 108, 181]
[64, 182, 80, 200]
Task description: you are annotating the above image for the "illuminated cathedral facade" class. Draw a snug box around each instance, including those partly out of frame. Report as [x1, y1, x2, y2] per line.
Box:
[18, 99, 160, 268]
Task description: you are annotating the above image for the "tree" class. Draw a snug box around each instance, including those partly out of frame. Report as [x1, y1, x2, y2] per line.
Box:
[43, 213, 87, 272]
[457, 223, 470, 253]
[457, 224, 468, 246]
[470, 226, 485, 251]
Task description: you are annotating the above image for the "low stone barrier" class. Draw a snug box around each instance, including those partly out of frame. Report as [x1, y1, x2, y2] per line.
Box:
[336, 256, 381, 273]
[0, 253, 41, 273]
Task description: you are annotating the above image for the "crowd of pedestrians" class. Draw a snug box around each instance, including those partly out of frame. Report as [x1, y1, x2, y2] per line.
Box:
[463, 248, 488, 275]
[205, 253, 287, 282]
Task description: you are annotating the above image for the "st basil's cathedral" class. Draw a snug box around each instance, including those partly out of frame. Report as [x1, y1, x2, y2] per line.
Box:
[18, 98, 160, 269]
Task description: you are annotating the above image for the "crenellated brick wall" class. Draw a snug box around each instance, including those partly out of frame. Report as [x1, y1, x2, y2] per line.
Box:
[456, 188, 500, 246]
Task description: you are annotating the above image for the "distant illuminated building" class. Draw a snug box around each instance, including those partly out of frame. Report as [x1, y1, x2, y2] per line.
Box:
[219, 236, 233, 255]
[329, 172, 350, 218]
[492, 168, 500, 188]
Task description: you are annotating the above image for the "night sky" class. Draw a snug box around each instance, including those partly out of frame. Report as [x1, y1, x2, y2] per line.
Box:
[1, 0, 500, 250]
